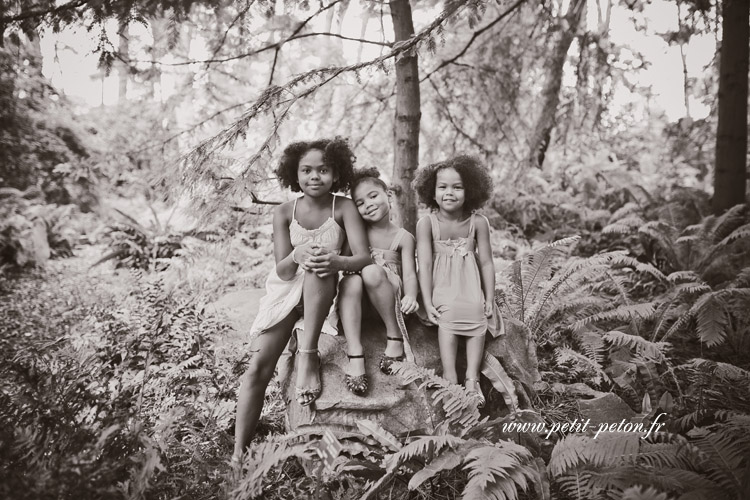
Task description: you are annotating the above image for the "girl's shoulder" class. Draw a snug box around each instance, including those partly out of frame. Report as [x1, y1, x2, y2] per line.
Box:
[274, 198, 296, 219]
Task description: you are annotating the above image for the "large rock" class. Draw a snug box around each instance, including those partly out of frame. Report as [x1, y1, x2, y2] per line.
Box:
[280, 314, 439, 436]
[485, 318, 541, 391]
[578, 392, 636, 427]
[208, 288, 541, 437]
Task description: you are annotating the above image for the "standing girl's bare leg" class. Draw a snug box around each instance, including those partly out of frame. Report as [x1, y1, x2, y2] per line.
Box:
[233, 310, 300, 459]
[437, 330, 459, 384]
[296, 270, 337, 405]
[464, 334, 486, 407]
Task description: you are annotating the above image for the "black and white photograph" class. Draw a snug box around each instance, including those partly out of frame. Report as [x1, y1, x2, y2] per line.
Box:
[1, 0, 749, 498]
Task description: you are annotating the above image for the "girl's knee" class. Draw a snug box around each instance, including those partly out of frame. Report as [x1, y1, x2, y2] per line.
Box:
[362, 264, 386, 286]
[340, 274, 363, 295]
[243, 356, 274, 388]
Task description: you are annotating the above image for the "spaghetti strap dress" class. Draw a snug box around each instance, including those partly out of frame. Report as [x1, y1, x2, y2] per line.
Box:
[426, 213, 502, 338]
[370, 227, 415, 362]
[249, 195, 345, 341]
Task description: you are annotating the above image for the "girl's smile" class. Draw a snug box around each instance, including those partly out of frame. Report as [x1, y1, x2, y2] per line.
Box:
[434, 167, 465, 213]
[298, 149, 336, 196]
[353, 181, 390, 223]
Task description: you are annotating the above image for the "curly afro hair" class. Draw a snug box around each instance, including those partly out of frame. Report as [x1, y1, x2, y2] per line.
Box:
[349, 166, 388, 195]
[274, 137, 355, 193]
[412, 155, 493, 212]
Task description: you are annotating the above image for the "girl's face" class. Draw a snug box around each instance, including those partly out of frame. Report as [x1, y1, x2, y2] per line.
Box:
[434, 167, 465, 213]
[353, 180, 390, 223]
[297, 149, 336, 197]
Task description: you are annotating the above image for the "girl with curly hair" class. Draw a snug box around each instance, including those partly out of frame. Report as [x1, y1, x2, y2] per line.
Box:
[413, 155, 503, 408]
[337, 167, 420, 395]
[233, 138, 371, 459]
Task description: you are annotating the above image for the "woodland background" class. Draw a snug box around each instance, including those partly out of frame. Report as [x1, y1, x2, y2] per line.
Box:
[1, 0, 749, 499]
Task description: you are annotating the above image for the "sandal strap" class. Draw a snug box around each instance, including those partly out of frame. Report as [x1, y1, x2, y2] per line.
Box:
[297, 348, 319, 354]
[386, 337, 404, 342]
[347, 354, 365, 359]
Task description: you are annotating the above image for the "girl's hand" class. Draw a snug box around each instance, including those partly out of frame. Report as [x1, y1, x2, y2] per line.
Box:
[306, 250, 339, 277]
[424, 304, 441, 325]
[401, 295, 419, 315]
[484, 300, 493, 318]
[292, 243, 321, 271]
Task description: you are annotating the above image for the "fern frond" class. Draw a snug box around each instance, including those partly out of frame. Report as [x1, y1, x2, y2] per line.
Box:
[481, 353, 518, 412]
[680, 358, 750, 382]
[554, 347, 609, 384]
[667, 270, 702, 283]
[407, 441, 474, 490]
[519, 236, 580, 315]
[384, 435, 464, 471]
[461, 441, 535, 500]
[548, 433, 640, 476]
[638, 221, 679, 267]
[709, 204, 746, 242]
[620, 485, 670, 500]
[602, 331, 669, 362]
[572, 302, 655, 330]
[391, 362, 482, 432]
[608, 203, 643, 223]
[692, 293, 728, 347]
[577, 331, 606, 364]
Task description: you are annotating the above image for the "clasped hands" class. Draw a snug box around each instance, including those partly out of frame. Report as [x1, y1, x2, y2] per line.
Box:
[293, 243, 339, 278]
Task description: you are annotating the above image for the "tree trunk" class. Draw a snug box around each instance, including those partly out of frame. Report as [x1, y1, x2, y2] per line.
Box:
[713, 0, 749, 214]
[527, 0, 585, 169]
[117, 20, 129, 103]
[389, 0, 420, 234]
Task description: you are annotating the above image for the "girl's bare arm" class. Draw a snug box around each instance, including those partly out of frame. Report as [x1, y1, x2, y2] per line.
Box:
[400, 232, 419, 299]
[307, 197, 371, 275]
[416, 217, 438, 323]
[475, 215, 496, 314]
[273, 203, 300, 281]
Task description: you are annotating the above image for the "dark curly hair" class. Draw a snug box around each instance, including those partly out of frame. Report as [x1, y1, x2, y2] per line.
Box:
[274, 137, 355, 193]
[349, 166, 388, 195]
[412, 155, 493, 212]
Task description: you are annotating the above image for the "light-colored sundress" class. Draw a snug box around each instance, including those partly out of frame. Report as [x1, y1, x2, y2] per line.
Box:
[249, 195, 344, 340]
[371, 228, 415, 362]
[425, 212, 502, 338]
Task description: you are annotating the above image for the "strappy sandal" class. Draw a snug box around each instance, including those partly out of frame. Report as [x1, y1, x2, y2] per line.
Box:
[379, 336, 405, 375]
[465, 377, 485, 409]
[295, 348, 321, 406]
[344, 353, 368, 395]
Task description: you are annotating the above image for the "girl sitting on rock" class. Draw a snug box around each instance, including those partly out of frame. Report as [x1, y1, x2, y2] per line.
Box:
[413, 155, 502, 408]
[233, 138, 371, 460]
[338, 167, 419, 395]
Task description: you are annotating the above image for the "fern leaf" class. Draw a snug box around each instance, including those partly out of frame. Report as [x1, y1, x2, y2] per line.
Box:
[385, 435, 464, 471]
[681, 358, 750, 382]
[461, 442, 534, 500]
[608, 203, 643, 224]
[481, 353, 518, 411]
[620, 485, 670, 500]
[408, 442, 474, 490]
[548, 433, 641, 476]
[693, 293, 728, 347]
[572, 302, 655, 330]
[710, 204, 746, 241]
[356, 420, 402, 452]
[603, 331, 669, 362]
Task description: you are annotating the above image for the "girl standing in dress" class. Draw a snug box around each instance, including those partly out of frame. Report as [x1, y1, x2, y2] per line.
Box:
[413, 155, 501, 407]
[338, 168, 419, 394]
[233, 138, 371, 459]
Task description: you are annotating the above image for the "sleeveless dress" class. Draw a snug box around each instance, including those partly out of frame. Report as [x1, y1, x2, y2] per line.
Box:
[425, 213, 502, 338]
[249, 195, 345, 340]
[371, 228, 415, 362]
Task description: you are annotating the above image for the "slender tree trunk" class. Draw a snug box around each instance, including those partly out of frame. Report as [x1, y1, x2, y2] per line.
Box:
[713, 0, 749, 214]
[117, 20, 129, 103]
[389, 0, 420, 234]
[527, 0, 585, 169]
